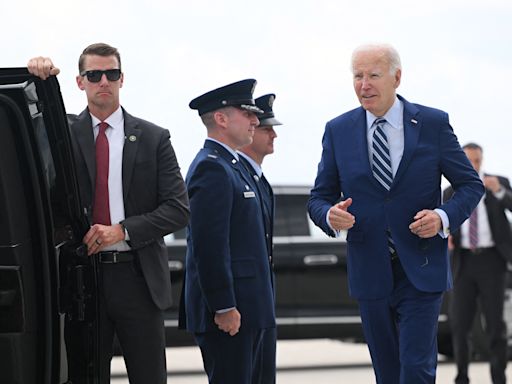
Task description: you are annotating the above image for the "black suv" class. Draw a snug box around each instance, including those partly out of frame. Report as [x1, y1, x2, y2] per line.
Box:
[164, 185, 363, 346]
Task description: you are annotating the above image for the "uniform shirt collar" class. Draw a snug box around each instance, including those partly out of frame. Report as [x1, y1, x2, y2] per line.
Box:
[238, 151, 263, 177]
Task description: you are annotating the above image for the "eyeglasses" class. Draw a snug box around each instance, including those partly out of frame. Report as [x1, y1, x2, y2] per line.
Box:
[80, 69, 122, 83]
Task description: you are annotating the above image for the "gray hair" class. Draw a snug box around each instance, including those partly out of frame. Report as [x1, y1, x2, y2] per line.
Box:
[351, 43, 402, 75]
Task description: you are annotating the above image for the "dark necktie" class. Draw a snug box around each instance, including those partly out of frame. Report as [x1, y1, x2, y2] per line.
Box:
[92, 122, 111, 225]
[469, 208, 478, 249]
[371, 118, 396, 256]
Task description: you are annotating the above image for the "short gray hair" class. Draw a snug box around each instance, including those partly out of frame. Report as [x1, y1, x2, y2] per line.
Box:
[351, 43, 402, 75]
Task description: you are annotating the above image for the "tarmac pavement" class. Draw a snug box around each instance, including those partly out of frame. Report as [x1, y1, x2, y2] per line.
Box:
[110, 339, 509, 383]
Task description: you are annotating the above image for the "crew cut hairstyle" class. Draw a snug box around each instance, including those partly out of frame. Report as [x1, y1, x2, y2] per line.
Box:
[78, 43, 122, 73]
[463, 142, 483, 153]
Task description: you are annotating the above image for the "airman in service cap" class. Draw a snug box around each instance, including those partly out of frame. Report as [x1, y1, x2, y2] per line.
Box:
[189, 79, 263, 116]
[255, 94, 282, 126]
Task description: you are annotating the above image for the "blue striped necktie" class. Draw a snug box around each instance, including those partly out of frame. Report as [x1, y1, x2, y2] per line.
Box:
[371, 118, 397, 257]
[371, 118, 393, 190]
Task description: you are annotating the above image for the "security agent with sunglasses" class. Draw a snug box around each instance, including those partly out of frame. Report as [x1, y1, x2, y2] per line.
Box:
[28, 43, 190, 384]
[179, 79, 276, 383]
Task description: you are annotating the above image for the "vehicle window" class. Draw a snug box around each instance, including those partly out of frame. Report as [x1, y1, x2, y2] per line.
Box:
[24, 82, 76, 245]
[274, 194, 310, 236]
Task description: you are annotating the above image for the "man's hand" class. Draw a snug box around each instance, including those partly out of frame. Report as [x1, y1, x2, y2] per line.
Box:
[27, 57, 60, 80]
[409, 209, 442, 238]
[83, 224, 125, 256]
[484, 175, 501, 194]
[328, 198, 355, 231]
[214, 309, 241, 336]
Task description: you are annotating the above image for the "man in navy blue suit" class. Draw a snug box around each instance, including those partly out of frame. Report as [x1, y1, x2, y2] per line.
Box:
[308, 44, 484, 383]
[180, 79, 276, 383]
[239, 93, 283, 384]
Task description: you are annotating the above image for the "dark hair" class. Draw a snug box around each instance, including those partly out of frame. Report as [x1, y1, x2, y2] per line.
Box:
[78, 43, 121, 73]
[463, 142, 483, 153]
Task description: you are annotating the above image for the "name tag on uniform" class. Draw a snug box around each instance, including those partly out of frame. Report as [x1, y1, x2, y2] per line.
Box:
[244, 191, 256, 198]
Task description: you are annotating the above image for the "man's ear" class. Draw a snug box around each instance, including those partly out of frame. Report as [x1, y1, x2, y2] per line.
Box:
[394, 69, 401, 89]
[76, 75, 85, 90]
[213, 110, 228, 128]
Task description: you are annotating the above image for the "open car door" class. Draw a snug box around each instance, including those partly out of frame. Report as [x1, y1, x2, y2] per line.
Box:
[0, 68, 99, 384]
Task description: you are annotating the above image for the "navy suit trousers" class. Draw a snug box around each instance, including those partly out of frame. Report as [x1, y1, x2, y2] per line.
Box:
[358, 259, 443, 384]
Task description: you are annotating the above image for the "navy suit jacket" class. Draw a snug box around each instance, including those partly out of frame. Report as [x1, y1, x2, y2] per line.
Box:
[69, 108, 190, 309]
[308, 95, 484, 300]
[180, 140, 275, 333]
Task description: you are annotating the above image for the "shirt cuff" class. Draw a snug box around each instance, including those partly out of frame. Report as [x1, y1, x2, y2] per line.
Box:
[434, 208, 450, 238]
[326, 209, 341, 238]
[216, 307, 236, 314]
[494, 187, 506, 200]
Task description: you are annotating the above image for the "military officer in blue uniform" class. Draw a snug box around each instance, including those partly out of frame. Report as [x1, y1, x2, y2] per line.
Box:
[179, 79, 276, 384]
[239, 93, 283, 384]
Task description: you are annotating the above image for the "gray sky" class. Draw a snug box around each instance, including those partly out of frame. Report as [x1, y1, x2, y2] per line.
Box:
[4, 0, 511, 185]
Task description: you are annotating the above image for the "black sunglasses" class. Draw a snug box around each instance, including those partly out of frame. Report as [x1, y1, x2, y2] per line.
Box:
[80, 69, 122, 83]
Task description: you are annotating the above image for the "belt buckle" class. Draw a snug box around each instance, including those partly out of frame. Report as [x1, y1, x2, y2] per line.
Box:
[101, 251, 119, 264]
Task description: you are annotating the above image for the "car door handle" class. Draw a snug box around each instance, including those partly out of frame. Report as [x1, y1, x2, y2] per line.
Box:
[0, 289, 16, 307]
[303, 254, 338, 266]
[168, 260, 184, 271]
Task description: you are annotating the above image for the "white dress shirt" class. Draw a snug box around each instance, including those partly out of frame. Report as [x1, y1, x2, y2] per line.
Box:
[91, 106, 130, 251]
[460, 171, 498, 249]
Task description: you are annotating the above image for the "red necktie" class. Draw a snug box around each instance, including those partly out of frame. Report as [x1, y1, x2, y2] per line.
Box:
[469, 208, 478, 249]
[92, 122, 111, 225]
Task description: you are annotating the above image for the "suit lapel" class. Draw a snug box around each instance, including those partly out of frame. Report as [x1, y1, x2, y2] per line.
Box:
[73, 109, 96, 187]
[392, 96, 421, 187]
[122, 110, 141, 200]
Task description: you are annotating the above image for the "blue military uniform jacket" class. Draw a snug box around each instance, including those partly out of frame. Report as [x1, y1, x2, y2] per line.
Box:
[179, 140, 276, 332]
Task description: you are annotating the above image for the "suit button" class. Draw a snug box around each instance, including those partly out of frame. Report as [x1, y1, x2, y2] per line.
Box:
[385, 197, 391, 202]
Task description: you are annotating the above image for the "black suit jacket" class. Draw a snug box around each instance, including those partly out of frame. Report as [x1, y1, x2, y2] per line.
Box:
[443, 174, 512, 277]
[69, 108, 190, 309]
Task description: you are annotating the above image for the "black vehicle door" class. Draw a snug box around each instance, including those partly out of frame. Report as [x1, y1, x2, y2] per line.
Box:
[0, 69, 99, 384]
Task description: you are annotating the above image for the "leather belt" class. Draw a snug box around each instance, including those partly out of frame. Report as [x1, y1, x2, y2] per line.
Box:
[462, 247, 495, 255]
[98, 251, 134, 264]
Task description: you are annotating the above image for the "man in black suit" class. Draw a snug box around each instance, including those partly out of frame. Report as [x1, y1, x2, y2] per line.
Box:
[443, 142, 512, 384]
[28, 43, 190, 383]
[239, 93, 283, 384]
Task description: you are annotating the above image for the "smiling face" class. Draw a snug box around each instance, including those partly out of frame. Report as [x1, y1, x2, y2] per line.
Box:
[352, 48, 401, 117]
[76, 54, 123, 118]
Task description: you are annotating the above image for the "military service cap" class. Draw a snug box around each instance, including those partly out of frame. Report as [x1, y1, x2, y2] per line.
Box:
[189, 79, 263, 116]
[255, 94, 282, 126]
